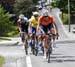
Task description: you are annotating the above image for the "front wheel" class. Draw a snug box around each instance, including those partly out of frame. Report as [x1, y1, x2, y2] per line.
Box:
[24, 39, 28, 55]
[47, 46, 52, 63]
[35, 47, 38, 56]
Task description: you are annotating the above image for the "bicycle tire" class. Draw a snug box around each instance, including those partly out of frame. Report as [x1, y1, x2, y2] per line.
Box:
[24, 39, 28, 55]
[35, 47, 38, 56]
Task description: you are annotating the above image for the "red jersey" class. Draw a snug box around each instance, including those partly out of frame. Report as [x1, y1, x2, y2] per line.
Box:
[39, 16, 54, 26]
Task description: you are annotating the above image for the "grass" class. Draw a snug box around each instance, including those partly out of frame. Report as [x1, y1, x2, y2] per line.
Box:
[0, 56, 4, 67]
[7, 31, 20, 37]
[0, 37, 11, 41]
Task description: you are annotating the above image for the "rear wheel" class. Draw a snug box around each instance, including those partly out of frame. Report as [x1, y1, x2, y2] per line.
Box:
[31, 44, 35, 55]
[41, 46, 44, 55]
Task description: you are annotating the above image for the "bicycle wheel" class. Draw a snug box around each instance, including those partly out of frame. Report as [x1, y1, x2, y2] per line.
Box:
[47, 44, 52, 63]
[31, 38, 35, 55]
[35, 46, 38, 56]
[24, 39, 28, 55]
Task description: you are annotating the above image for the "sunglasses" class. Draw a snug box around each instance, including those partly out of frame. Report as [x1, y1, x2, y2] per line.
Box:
[44, 16, 48, 17]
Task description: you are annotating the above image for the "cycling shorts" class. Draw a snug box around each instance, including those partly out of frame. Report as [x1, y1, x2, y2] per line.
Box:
[29, 27, 36, 34]
[40, 23, 54, 34]
[21, 25, 28, 33]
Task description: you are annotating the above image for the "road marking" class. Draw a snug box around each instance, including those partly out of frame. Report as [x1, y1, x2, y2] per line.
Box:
[26, 55, 32, 67]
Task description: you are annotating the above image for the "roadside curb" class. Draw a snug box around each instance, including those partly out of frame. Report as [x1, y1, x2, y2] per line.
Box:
[55, 39, 75, 44]
[0, 41, 19, 46]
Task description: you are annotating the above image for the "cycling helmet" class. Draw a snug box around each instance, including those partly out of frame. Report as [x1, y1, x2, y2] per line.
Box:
[43, 11, 49, 17]
[32, 12, 39, 17]
[19, 14, 25, 19]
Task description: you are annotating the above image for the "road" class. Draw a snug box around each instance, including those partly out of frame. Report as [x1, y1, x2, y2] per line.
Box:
[0, 43, 75, 67]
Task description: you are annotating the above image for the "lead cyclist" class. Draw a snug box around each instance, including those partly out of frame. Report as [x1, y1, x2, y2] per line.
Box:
[37, 11, 59, 57]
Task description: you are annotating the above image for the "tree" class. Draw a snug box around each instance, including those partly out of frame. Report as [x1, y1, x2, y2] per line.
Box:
[32, 0, 38, 4]
[14, 0, 38, 18]
[51, 0, 75, 24]
[0, 5, 13, 36]
[0, 0, 15, 13]
[52, 0, 75, 13]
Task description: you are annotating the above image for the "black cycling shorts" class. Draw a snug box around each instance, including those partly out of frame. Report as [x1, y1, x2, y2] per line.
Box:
[40, 23, 54, 34]
[21, 25, 28, 33]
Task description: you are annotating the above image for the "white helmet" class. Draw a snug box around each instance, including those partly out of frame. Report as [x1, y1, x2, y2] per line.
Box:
[32, 12, 39, 16]
[19, 14, 25, 19]
[43, 11, 49, 16]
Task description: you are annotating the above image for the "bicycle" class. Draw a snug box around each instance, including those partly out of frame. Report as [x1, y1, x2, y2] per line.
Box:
[20, 32, 29, 55]
[29, 32, 37, 55]
[35, 34, 44, 56]
[31, 33, 36, 55]
[46, 32, 58, 63]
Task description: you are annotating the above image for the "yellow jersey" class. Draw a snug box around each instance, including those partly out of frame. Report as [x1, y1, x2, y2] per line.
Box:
[29, 16, 38, 28]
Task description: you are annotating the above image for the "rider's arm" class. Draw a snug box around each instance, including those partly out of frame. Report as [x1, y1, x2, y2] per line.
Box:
[53, 18, 58, 34]
[17, 19, 21, 32]
[28, 19, 32, 33]
[37, 18, 45, 34]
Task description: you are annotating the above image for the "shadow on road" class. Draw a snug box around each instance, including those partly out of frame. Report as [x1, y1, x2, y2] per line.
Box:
[49, 55, 75, 63]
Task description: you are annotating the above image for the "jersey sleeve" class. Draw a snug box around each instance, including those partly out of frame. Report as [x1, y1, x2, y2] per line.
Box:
[29, 19, 32, 25]
[29, 16, 34, 25]
[49, 15, 55, 23]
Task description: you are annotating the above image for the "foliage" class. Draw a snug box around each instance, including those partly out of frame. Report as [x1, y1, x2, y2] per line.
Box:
[32, 0, 38, 4]
[14, 0, 38, 18]
[60, 13, 68, 24]
[51, 0, 75, 14]
[0, 5, 13, 36]
[52, 0, 75, 24]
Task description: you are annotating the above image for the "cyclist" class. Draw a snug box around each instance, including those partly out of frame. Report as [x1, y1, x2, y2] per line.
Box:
[37, 11, 58, 57]
[28, 12, 39, 52]
[17, 14, 29, 47]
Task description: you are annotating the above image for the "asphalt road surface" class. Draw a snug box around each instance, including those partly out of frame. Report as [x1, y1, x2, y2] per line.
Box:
[0, 42, 75, 67]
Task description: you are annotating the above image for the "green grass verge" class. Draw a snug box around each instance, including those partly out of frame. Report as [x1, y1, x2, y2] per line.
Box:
[0, 56, 4, 67]
[0, 37, 11, 41]
[7, 31, 20, 37]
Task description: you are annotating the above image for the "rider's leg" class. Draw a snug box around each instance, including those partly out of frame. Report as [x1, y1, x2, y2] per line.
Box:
[50, 28, 56, 41]
[50, 28, 56, 48]
[21, 33, 25, 43]
[43, 35, 48, 57]
[35, 34, 38, 47]
[25, 33, 29, 48]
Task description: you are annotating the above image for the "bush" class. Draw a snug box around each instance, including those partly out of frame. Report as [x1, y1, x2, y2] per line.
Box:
[0, 5, 13, 36]
[60, 13, 68, 24]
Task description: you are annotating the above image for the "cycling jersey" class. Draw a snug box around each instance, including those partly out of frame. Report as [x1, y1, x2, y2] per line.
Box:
[39, 16, 54, 26]
[17, 17, 29, 32]
[29, 16, 38, 28]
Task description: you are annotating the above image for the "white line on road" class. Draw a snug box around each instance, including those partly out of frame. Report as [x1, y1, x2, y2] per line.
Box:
[26, 55, 32, 67]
